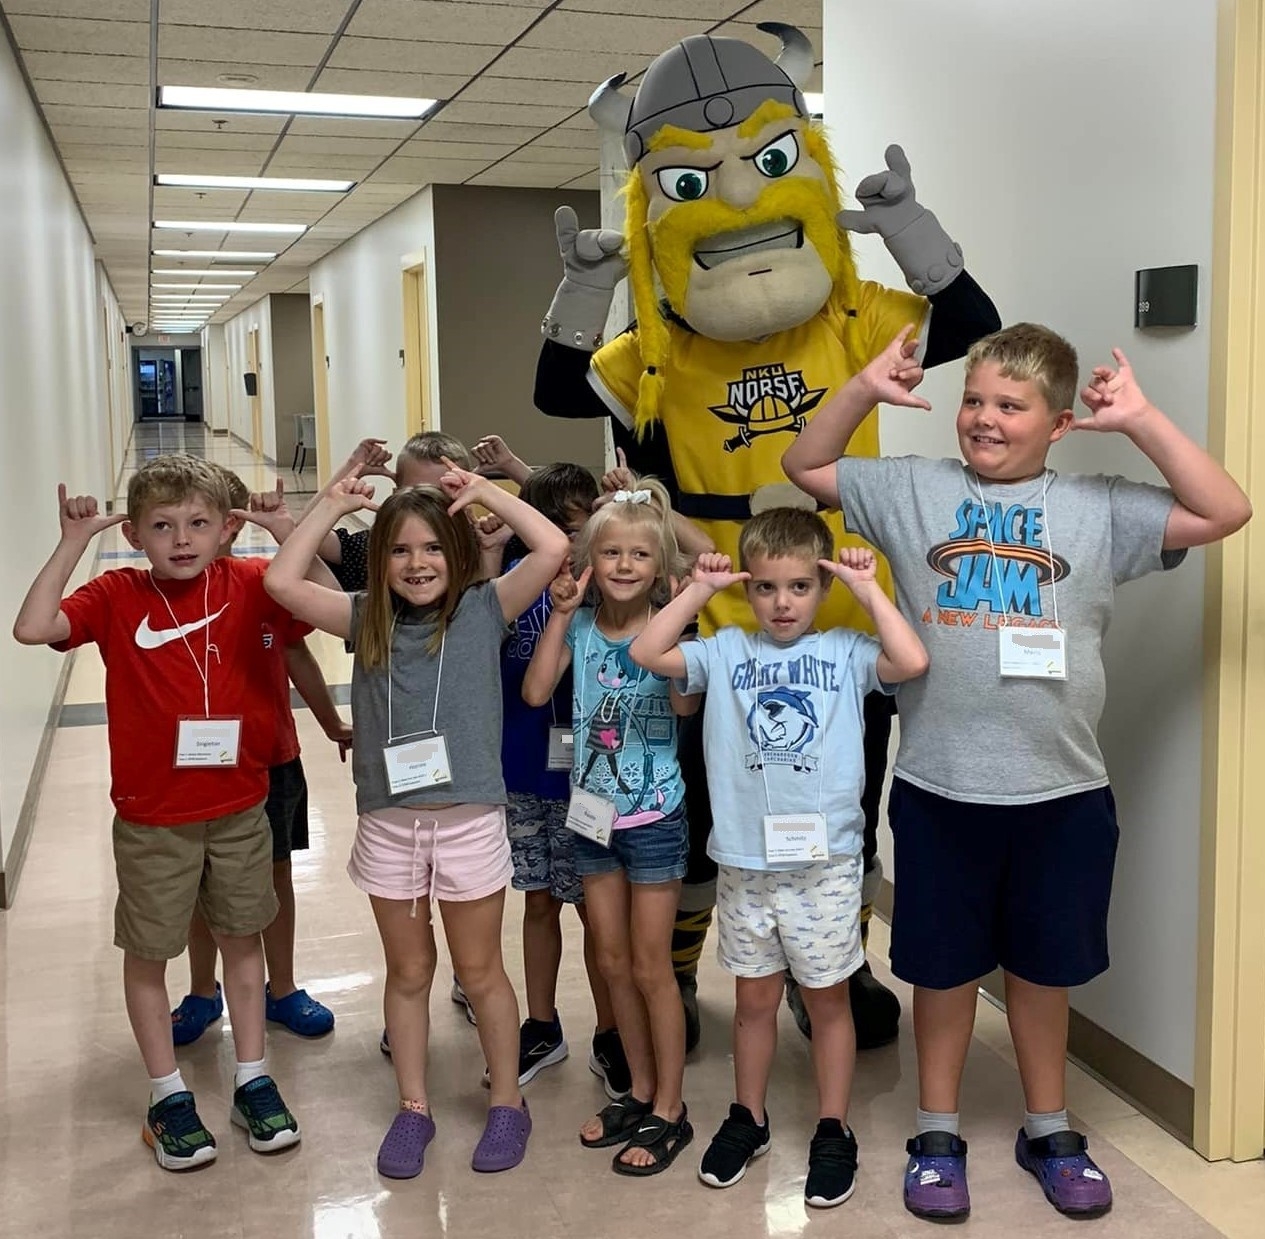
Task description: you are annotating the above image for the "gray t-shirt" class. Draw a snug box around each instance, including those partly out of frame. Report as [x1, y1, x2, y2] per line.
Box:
[348, 581, 509, 815]
[836, 456, 1183, 804]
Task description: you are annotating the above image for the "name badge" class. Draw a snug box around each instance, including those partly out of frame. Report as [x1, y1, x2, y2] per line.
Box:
[565, 787, 617, 847]
[998, 626, 1068, 680]
[175, 716, 242, 768]
[763, 812, 829, 864]
[383, 733, 452, 795]
[547, 726, 574, 771]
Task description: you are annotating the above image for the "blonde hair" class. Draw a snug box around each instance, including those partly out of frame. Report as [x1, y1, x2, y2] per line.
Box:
[127, 455, 231, 522]
[399, 431, 475, 473]
[965, 322, 1079, 414]
[356, 486, 480, 668]
[739, 507, 834, 586]
[572, 475, 683, 608]
[205, 463, 249, 545]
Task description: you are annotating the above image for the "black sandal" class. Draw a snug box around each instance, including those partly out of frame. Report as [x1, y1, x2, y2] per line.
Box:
[612, 1105, 694, 1177]
[579, 1094, 654, 1149]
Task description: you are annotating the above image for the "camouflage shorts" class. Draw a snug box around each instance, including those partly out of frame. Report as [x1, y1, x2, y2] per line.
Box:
[507, 793, 584, 904]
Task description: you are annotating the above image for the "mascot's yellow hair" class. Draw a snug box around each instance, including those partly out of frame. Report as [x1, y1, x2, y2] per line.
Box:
[624, 123, 866, 431]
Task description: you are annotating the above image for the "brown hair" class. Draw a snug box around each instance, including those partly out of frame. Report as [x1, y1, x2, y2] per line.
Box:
[399, 431, 475, 473]
[127, 455, 231, 522]
[964, 322, 1079, 414]
[356, 485, 480, 668]
[205, 463, 249, 545]
[739, 507, 834, 586]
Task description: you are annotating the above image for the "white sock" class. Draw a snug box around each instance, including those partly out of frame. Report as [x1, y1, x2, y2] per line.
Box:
[916, 1108, 960, 1136]
[1024, 1109, 1070, 1140]
[149, 1069, 186, 1105]
[234, 1058, 267, 1089]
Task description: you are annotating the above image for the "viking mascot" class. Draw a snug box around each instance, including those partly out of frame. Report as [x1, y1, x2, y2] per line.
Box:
[535, 23, 1000, 1050]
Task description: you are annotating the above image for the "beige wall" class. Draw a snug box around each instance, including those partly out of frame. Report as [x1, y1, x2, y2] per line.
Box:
[269, 294, 316, 469]
[431, 185, 605, 470]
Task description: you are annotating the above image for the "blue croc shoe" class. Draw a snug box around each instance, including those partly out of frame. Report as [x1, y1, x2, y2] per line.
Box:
[265, 984, 334, 1037]
[171, 983, 223, 1047]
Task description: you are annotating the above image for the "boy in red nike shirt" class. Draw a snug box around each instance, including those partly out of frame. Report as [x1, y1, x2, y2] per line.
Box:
[13, 455, 302, 1171]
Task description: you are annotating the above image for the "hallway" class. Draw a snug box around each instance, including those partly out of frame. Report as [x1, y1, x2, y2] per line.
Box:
[2, 431, 1262, 1238]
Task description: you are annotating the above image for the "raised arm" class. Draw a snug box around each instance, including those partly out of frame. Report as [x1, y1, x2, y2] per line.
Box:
[822, 548, 928, 683]
[472, 434, 533, 486]
[440, 461, 568, 622]
[631, 553, 749, 679]
[284, 638, 353, 759]
[1076, 349, 1252, 550]
[522, 567, 587, 707]
[298, 437, 393, 561]
[782, 327, 930, 507]
[13, 485, 125, 645]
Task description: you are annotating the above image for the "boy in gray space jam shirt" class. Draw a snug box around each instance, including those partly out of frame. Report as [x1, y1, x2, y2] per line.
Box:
[783, 322, 1251, 1222]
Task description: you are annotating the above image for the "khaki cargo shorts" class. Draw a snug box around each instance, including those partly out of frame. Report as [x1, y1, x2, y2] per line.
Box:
[112, 801, 278, 960]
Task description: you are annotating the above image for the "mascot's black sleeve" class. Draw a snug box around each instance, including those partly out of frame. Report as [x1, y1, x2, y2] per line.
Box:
[534, 336, 682, 503]
[921, 270, 1001, 369]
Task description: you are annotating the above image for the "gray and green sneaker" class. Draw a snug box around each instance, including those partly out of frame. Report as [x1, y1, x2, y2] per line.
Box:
[231, 1075, 301, 1153]
[144, 1090, 218, 1171]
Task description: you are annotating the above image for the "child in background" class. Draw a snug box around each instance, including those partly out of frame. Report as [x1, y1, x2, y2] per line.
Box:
[495, 462, 628, 1097]
[264, 458, 568, 1179]
[523, 479, 692, 1177]
[170, 465, 351, 1045]
[632, 511, 928, 1207]
[13, 455, 302, 1170]
[783, 325, 1251, 1220]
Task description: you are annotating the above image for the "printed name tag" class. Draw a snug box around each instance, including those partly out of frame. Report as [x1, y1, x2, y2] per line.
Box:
[998, 626, 1068, 680]
[547, 726, 574, 771]
[763, 812, 829, 864]
[383, 733, 453, 795]
[175, 717, 242, 768]
[565, 787, 617, 847]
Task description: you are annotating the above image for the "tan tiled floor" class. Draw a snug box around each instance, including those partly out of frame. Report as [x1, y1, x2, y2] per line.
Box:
[3, 427, 1263, 1237]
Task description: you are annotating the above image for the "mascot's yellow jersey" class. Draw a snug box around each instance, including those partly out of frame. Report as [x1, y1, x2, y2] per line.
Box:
[591, 281, 928, 636]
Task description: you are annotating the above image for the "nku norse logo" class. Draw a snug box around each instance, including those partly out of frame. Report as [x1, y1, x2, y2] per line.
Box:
[709, 363, 827, 453]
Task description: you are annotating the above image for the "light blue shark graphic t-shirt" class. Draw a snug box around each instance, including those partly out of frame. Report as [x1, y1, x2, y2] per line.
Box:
[565, 608, 685, 828]
[679, 626, 886, 870]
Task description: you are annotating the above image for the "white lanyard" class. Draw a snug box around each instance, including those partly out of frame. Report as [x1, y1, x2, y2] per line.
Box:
[754, 634, 826, 815]
[971, 469, 1060, 627]
[386, 622, 445, 743]
[577, 606, 648, 791]
[149, 570, 216, 718]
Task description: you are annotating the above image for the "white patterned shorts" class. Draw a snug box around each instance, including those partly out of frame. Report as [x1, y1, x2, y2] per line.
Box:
[716, 854, 864, 988]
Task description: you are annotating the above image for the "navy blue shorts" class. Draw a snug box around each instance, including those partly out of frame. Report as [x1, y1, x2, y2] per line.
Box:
[265, 757, 309, 862]
[888, 778, 1119, 990]
[572, 801, 689, 885]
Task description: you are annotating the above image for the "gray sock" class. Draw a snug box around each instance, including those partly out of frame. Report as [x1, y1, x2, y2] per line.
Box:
[916, 1108, 960, 1136]
[1023, 1109, 1069, 1140]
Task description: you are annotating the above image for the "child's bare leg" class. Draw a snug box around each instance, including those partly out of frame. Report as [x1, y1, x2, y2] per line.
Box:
[370, 896, 438, 1105]
[577, 902, 617, 1029]
[522, 888, 563, 1022]
[124, 952, 177, 1078]
[186, 909, 219, 997]
[732, 974, 783, 1122]
[913, 981, 979, 1114]
[215, 930, 267, 1063]
[1004, 972, 1069, 1114]
[799, 980, 855, 1121]
[261, 860, 297, 998]
[439, 889, 523, 1110]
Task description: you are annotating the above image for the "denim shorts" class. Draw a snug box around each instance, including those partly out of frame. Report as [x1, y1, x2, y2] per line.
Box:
[507, 792, 583, 904]
[571, 800, 689, 885]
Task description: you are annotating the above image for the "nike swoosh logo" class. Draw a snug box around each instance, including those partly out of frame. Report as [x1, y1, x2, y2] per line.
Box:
[135, 604, 230, 650]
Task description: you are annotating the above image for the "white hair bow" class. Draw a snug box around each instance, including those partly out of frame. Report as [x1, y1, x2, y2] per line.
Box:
[612, 489, 652, 504]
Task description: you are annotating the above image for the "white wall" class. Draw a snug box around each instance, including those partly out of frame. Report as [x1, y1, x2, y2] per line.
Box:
[201, 323, 229, 434]
[825, 0, 1217, 1084]
[309, 187, 440, 473]
[0, 31, 117, 866]
[222, 297, 277, 459]
[97, 263, 132, 493]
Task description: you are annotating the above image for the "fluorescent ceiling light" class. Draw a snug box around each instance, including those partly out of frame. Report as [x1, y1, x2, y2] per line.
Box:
[154, 220, 306, 234]
[153, 249, 276, 260]
[803, 92, 824, 115]
[152, 268, 258, 277]
[157, 173, 354, 192]
[159, 84, 437, 120]
[152, 283, 242, 290]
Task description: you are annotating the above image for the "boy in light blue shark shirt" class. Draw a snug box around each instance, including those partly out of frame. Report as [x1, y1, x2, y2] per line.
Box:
[632, 508, 928, 1209]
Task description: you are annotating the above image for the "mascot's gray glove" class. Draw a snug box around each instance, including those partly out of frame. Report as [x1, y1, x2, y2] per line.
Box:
[541, 205, 627, 352]
[837, 144, 963, 296]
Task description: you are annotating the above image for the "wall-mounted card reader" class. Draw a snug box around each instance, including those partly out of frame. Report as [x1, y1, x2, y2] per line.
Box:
[1135, 265, 1198, 328]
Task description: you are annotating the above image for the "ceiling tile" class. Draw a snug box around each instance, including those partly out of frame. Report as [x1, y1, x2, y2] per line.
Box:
[272, 134, 402, 158]
[467, 162, 576, 188]
[34, 79, 149, 108]
[156, 111, 288, 136]
[152, 188, 251, 213]
[524, 127, 600, 151]
[4, 0, 151, 16]
[560, 168, 600, 190]
[239, 190, 355, 214]
[48, 124, 148, 148]
[558, 0, 740, 16]
[457, 75, 595, 107]
[400, 138, 521, 161]
[490, 46, 653, 83]
[9, 15, 148, 56]
[286, 116, 431, 140]
[712, 20, 824, 65]
[21, 51, 149, 86]
[160, 0, 352, 35]
[60, 145, 149, 169]
[735, 0, 823, 26]
[346, 1, 540, 45]
[437, 99, 575, 127]
[511, 144, 599, 167]
[364, 155, 492, 185]
[265, 153, 383, 176]
[156, 27, 331, 66]
[326, 37, 495, 76]
[42, 103, 148, 130]
[520, 11, 699, 54]
[413, 119, 547, 146]
[312, 66, 471, 97]
[158, 59, 317, 91]
[153, 149, 275, 174]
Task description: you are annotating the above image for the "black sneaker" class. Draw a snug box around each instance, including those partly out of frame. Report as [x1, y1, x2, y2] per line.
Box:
[805, 1120, 858, 1208]
[482, 1013, 569, 1088]
[589, 1027, 632, 1100]
[698, 1103, 771, 1188]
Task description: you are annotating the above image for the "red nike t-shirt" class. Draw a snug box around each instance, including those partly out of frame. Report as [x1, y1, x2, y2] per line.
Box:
[57, 557, 297, 826]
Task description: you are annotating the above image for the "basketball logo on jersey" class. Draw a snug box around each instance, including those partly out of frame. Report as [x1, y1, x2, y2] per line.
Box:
[709, 363, 826, 453]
